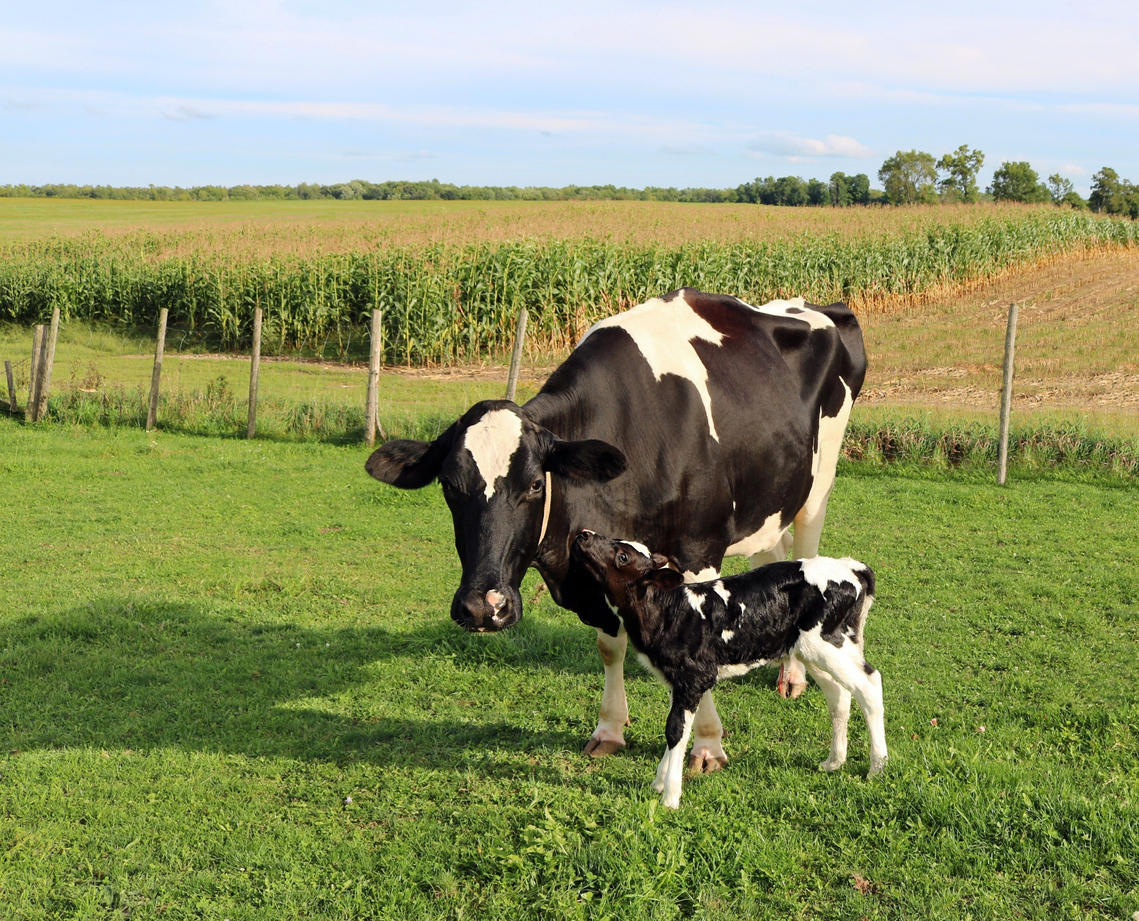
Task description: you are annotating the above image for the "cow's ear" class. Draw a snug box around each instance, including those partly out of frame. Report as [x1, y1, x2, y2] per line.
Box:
[546, 437, 627, 482]
[644, 568, 685, 592]
[365, 426, 455, 489]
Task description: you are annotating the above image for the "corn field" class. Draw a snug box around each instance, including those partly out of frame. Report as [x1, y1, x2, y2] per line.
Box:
[2, 208, 1137, 364]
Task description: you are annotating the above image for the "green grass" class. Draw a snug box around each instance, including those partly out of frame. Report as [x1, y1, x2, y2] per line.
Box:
[1, 422, 1136, 919]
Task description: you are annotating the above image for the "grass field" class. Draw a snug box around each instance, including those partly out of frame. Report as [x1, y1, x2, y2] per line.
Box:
[2, 423, 1136, 920]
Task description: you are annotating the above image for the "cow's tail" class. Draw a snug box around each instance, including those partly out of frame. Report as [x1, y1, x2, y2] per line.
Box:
[846, 559, 875, 653]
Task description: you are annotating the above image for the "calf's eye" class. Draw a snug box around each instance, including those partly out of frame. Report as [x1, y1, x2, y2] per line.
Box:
[616, 551, 629, 566]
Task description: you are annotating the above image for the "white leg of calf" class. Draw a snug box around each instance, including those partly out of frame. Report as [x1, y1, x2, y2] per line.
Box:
[806, 664, 851, 772]
[660, 709, 695, 809]
[585, 627, 629, 757]
[857, 669, 889, 777]
[688, 691, 728, 774]
[799, 635, 888, 778]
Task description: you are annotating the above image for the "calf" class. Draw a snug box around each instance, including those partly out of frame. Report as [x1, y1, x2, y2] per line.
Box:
[572, 530, 887, 808]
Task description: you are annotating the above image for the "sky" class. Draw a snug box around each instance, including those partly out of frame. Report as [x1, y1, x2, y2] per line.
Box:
[3, 0, 1137, 195]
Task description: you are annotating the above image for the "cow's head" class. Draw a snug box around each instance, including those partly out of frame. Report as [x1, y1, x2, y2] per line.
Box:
[365, 401, 627, 632]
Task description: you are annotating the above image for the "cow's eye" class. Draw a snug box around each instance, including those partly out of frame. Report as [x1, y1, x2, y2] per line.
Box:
[616, 551, 629, 566]
[528, 478, 544, 495]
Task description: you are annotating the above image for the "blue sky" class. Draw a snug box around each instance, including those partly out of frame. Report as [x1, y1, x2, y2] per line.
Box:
[3, 0, 1136, 194]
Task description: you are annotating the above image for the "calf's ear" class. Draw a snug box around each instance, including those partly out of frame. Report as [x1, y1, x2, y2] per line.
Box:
[644, 569, 685, 592]
[546, 437, 627, 482]
[365, 425, 456, 489]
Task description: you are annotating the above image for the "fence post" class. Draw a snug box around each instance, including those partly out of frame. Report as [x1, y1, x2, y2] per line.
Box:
[147, 308, 168, 432]
[247, 307, 263, 439]
[5, 360, 17, 414]
[26, 325, 44, 423]
[505, 306, 529, 403]
[997, 303, 1019, 486]
[365, 308, 385, 445]
[33, 307, 61, 422]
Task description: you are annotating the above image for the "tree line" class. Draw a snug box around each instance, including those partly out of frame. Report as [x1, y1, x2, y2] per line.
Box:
[2, 151, 1135, 216]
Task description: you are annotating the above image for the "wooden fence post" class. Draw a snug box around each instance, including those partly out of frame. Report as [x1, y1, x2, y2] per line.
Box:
[505, 306, 529, 403]
[147, 308, 168, 432]
[26, 325, 44, 423]
[5, 360, 18, 414]
[247, 307, 263, 439]
[33, 307, 61, 422]
[365, 308, 385, 445]
[997, 303, 1019, 486]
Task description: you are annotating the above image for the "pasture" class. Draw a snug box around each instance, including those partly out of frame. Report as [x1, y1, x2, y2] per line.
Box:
[2, 423, 1137, 920]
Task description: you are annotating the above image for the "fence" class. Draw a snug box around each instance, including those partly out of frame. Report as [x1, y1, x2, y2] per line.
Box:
[3, 306, 534, 446]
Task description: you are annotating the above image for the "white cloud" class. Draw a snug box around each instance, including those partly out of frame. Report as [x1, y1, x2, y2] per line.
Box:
[749, 132, 871, 159]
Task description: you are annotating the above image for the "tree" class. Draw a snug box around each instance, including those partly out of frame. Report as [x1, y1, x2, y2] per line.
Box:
[1046, 173, 1086, 209]
[937, 145, 984, 202]
[878, 150, 938, 205]
[828, 172, 851, 207]
[989, 161, 1049, 203]
[806, 178, 828, 206]
[848, 173, 871, 205]
[1089, 167, 1125, 213]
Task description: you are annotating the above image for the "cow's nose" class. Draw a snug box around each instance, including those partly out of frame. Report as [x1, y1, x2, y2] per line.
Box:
[452, 586, 517, 632]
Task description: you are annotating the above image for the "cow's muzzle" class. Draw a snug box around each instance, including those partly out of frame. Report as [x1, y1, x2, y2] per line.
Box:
[451, 585, 522, 632]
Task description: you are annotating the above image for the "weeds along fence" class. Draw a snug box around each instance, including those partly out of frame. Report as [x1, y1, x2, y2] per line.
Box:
[2, 210, 1138, 365]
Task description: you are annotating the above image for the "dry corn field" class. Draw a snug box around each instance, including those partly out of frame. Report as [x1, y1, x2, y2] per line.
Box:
[3, 199, 1138, 367]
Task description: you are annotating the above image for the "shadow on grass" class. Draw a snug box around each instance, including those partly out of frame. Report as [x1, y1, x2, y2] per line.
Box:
[1, 598, 596, 775]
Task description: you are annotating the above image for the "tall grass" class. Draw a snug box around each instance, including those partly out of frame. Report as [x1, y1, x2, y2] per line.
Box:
[2, 210, 1137, 364]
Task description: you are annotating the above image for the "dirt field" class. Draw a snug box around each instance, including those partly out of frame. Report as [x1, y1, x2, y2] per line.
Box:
[850, 248, 1139, 426]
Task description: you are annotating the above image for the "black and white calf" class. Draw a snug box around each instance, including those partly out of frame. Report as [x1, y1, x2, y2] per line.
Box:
[572, 531, 888, 808]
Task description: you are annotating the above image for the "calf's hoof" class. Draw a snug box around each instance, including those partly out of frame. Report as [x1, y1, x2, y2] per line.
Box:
[867, 755, 889, 778]
[687, 747, 728, 775]
[583, 734, 626, 758]
[818, 756, 846, 773]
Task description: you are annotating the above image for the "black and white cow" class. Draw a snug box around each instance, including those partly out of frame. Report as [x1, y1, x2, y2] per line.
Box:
[571, 530, 887, 808]
[365, 288, 866, 772]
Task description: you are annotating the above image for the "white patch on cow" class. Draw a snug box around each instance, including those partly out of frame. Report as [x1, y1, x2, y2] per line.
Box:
[463, 409, 523, 500]
[684, 567, 719, 583]
[794, 378, 854, 557]
[717, 660, 767, 680]
[741, 296, 836, 331]
[712, 581, 731, 606]
[684, 588, 705, 617]
[726, 510, 786, 558]
[720, 629, 735, 643]
[580, 294, 724, 440]
[801, 556, 862, 596]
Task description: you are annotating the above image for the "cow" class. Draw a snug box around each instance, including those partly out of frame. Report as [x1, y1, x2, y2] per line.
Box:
[365, 288, 866, 773]
[571, 530, 887, 808]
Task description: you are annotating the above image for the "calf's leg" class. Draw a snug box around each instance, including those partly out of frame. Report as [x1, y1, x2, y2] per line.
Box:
[797, 634, 888, 778]
[805, 664, 852, 772]
[584, 627, 630, 757]
[653, 689, 699, 809]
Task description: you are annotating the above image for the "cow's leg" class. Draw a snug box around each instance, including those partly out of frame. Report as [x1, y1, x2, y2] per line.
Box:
[584, 627, 629, 757]
[653, 689, 698, 808]
[687, 690, 728, 774]
[750, 534, 807, 699]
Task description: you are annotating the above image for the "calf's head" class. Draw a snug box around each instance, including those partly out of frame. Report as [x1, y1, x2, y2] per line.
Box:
[365, 401, 626, 632]
[571, 530, 684, 614]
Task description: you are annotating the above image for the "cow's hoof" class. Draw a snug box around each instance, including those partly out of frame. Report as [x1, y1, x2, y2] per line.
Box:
[867, 755, 889, 778]
[687, 747, 728, 775]
[583, 735, 626, 758]
[818, 757, 845, 773]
